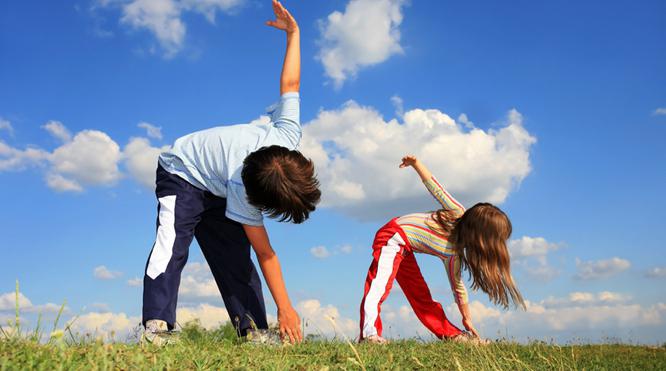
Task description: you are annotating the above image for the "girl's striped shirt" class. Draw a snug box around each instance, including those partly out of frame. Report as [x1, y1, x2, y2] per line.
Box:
[396, 176, 468, 305]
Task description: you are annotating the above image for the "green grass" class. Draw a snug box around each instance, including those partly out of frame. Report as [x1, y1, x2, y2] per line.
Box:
[1, 322, 665, 370]
[2, 281, 665, 370]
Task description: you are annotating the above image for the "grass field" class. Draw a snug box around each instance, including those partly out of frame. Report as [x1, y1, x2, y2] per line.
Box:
[2, 322, 665, 370]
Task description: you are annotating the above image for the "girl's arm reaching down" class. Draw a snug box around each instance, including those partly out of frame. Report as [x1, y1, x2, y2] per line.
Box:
[243, 224, 302, 344]
[399, 155, 466, 215]
[445, 256, 479, 337]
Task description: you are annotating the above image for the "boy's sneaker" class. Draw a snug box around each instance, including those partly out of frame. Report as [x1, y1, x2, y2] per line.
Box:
[244, 328, 284, 345]
[141, 319, 179, 346]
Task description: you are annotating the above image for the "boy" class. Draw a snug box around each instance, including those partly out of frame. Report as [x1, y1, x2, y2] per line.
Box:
[142, 0, 318, 345]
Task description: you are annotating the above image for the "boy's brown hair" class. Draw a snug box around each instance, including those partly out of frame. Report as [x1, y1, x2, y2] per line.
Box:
[242, 145, 321, 224]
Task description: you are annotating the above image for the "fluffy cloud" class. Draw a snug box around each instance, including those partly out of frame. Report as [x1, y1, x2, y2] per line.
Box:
[123, 137, 169, 188]
[509, 236, 561, 281]
[127, 277, 142, 287]
[0, 141, 49, 172]
[100, 0, 244, 57]
[68, 312, 140, 340]
[310, 246, 331, 259]
[574, 257, 631, 280]
[176, 303, 230, 330]
[49, 130, 122, 191]
[317, 0, 407, 87]
[42, 120, 72, 142]
[434, 293, 666, 342]
[93, 265, 123, 280]
[300, 102, 536, 220]
[297, 299, 357, 338]
[0, 118, 14, 136]
[178, 262, 221, 299]
[137, 122, 163, 140]
[646, 266, 666, 278]
[1, 121, 165, 191]
[0, 291, 66, 314]
[653, 108, 666, 116]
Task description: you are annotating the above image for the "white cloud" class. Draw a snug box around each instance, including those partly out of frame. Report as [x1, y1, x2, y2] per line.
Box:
[339, 245, 353, 254]
[68, 311, 140, 340]
[0, 141, 49, 172]
[0, 292, 32, 311]
[49, 130, 122, 191]
[317, 0, 407, 87]
[127, 277, 142, 287]
[653, 108, 666, 116]
[0, 118, 14, 136]
[100, 0, 244, 57]
[176, 303, 230, 330]
[123, 137, 170, 188]
[0, 291, 67, 314]
[509, 236, 560, 259]
[574, 257, 631, 280]
[89, 303, 112, 312]
[300, 102, 536, 220]
[510, 236, 561, 281]
[310, 246, 331, 259]
[646, 266, 666, 278]
[178, 262, 220, 299]
[42, 120, 72, 142]
[296, 299, 357, 338]
[94, 265, 123, 280]
[46, 173, 84, 192]
[137, 121, 163, 140]
[390, 95, 404, 118]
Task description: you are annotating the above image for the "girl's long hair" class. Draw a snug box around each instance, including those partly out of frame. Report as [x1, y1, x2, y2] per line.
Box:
[428, 203, 526, 309]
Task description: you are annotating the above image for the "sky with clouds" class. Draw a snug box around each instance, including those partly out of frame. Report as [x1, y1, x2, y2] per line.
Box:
[1, 0, 665, 343]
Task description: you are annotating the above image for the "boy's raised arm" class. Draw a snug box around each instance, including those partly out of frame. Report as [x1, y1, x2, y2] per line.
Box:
[266, 0, 300, 95]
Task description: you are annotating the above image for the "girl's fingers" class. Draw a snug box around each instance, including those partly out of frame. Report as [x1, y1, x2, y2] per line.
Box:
[285, 328, 296, 344]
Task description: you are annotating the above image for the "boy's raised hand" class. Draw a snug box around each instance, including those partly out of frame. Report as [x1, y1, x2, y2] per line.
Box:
[399, 155, 418, 168]
[266, 0, 298, 33]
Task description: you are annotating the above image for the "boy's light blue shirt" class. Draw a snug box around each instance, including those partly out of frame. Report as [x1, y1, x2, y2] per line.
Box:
[158, 92, 301, 226]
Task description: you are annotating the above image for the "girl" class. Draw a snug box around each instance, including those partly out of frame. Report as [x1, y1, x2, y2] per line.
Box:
[359, 155, 525, 343]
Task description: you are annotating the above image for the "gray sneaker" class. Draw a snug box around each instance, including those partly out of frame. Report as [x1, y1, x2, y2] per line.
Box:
[244, 328, 285, 345]
[141, 319, 179, 346]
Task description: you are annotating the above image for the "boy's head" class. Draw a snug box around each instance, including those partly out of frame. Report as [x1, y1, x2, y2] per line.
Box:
[242, 145, 321, 224]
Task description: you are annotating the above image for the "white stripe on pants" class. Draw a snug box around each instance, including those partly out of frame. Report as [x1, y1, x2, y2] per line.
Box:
[361, 232, 405, 338]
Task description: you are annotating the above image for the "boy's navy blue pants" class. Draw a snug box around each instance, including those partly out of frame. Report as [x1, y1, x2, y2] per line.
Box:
[142, 164, 268, 334]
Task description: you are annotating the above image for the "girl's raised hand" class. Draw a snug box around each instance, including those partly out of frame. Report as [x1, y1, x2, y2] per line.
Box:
[399, 155, 418, 168]
[266, 0, 298, 33]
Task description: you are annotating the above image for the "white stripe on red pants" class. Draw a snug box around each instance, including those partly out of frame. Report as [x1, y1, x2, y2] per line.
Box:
[359, 218, 462, 339]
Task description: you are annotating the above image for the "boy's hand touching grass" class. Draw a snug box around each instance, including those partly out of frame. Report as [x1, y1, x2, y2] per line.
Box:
[278, 306, 303, 344]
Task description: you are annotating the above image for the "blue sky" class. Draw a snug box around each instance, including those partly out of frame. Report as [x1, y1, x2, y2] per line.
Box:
[1, 0, 665, 343]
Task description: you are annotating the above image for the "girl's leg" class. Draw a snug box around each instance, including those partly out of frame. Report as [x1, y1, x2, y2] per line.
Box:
[359, 224, 408, 340]
[395, 253, 462, 338]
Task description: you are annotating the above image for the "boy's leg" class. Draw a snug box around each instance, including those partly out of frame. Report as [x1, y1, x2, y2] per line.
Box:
[142, 166, 205, 330]
[359, 222, 407, 340]
[395, 253, 462, 338]
[194, 197, 268, 336]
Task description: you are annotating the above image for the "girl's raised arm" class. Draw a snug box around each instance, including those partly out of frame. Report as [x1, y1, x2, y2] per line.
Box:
[399, 155, 465, 215]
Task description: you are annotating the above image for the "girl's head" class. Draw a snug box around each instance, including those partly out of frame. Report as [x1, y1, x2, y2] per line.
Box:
[447, 203, 525, 309]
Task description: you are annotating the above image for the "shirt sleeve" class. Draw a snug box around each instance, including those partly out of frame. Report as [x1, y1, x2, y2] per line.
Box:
[225, 181, 264, 226]
[444, 256, 469, 306]
[423, 176, 466, 216]
[266, 92, 301, 149]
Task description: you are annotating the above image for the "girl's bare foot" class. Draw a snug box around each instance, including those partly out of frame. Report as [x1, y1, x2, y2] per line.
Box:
[450, 332, 490, 345]
[362, 334, 388, 344]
